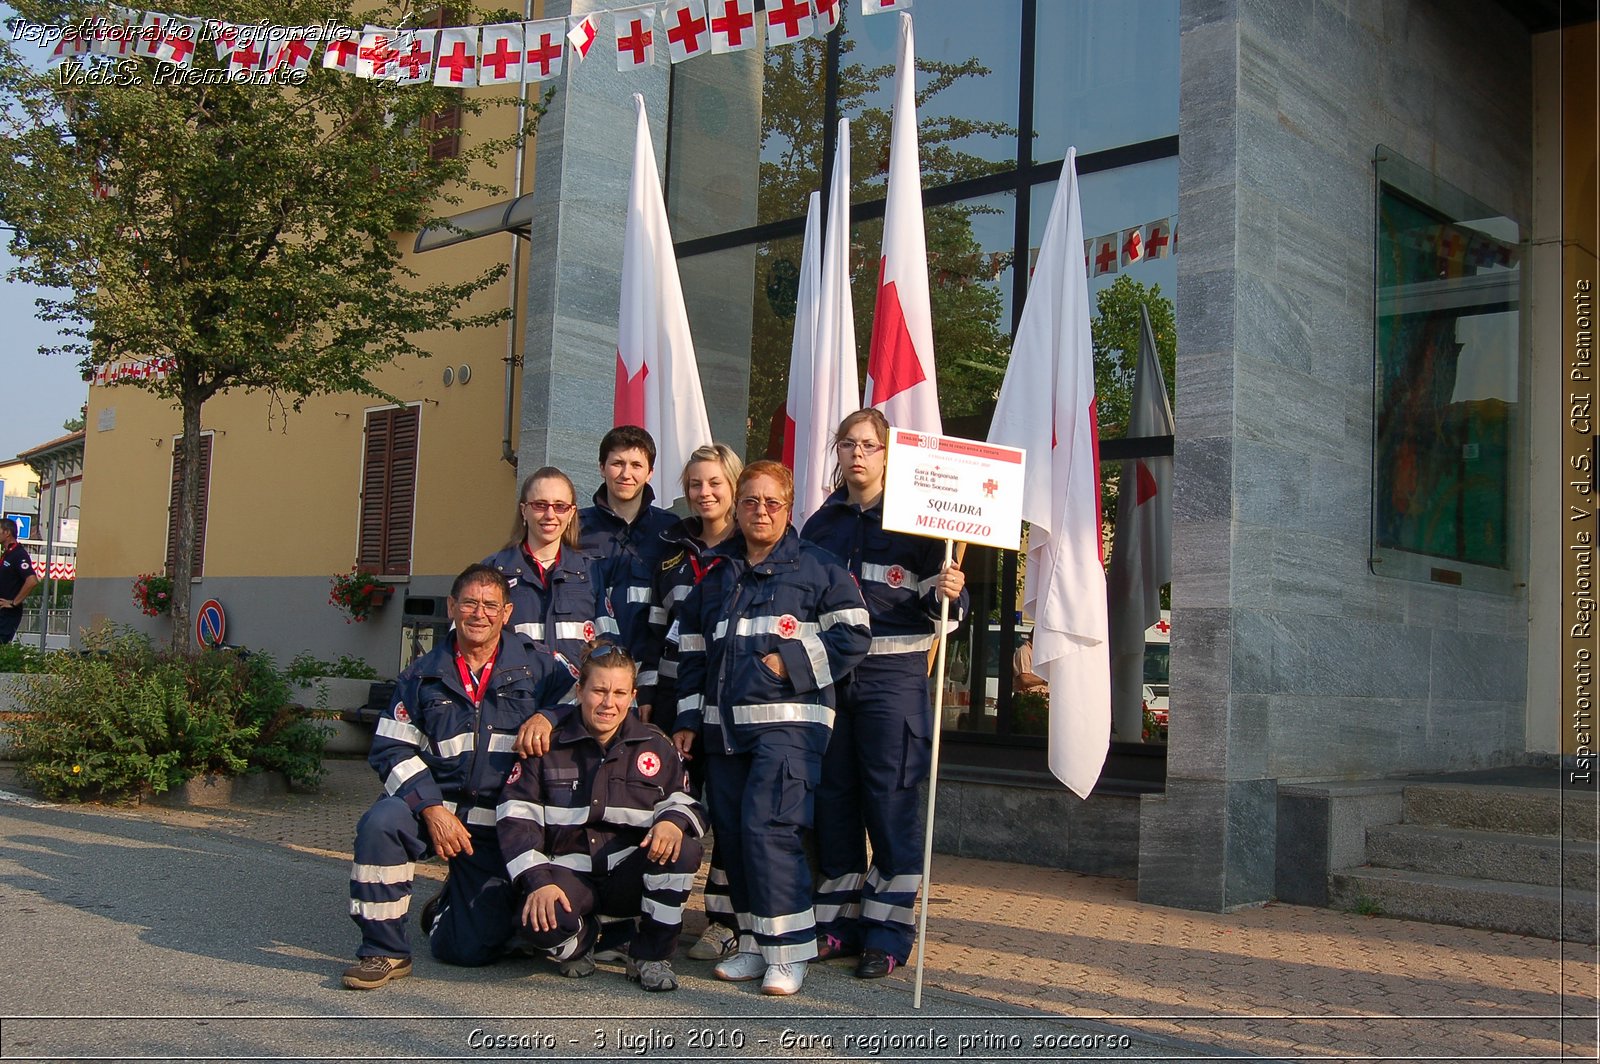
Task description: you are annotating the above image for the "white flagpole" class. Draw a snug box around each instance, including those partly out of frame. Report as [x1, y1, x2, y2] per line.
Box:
[912, 535, 955, 1010]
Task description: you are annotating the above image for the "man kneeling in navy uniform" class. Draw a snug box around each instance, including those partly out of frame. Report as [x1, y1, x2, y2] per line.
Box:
[498, 645, 705, 992]
[342, 564, 573, 990]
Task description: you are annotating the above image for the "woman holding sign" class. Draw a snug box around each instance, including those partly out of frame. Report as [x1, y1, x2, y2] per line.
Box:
[802, 409, 967, 979]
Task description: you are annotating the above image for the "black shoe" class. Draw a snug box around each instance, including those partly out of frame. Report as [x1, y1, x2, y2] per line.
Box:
[419, 890, 443, 937]
[855, 949, 898, 979]
[341, 954, 412, 990]
[815, 933, 859, 962]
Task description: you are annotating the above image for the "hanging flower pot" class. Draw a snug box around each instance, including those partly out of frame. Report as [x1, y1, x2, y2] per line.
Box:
[328, 569, 390, 624]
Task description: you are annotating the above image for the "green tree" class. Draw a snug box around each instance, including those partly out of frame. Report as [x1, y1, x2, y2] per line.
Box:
[1090, 274, 1177, 437]
[0, 0, 534, 651]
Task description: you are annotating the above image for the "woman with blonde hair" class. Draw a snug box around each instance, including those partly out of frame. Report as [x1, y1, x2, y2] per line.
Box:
[802, 408, 966, 979]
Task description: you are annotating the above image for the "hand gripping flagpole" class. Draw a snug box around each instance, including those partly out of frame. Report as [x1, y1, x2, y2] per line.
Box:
[912, 535, 955, 1009]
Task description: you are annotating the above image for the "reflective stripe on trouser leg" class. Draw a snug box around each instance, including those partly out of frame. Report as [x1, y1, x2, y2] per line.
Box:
[350, 796, 430, 959]
[597, 837, 705, 961]
[702, 855, 735, 925]
[813, 697, 866, 945]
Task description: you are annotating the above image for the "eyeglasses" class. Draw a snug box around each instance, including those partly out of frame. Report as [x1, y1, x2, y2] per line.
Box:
[455, 598, 506, 616]
[522, 500, 574, 515]
[738, 497, 787, 514]
[835, 439, 884, 456]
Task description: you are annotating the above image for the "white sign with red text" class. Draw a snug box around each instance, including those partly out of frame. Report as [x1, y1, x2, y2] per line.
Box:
[881, 427, 1025, 551]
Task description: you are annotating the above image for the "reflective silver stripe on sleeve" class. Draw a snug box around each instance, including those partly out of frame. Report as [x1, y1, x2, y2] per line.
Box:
[712, 619, 727, 640]
[626, 586, 651, 603]
[553, 621, 596, 640]
[677, 694, 702, 717]
[552, 853, 592, 872]
[648, 606, 669, 626]
[730, 702, 835, 728]
[868, 633, 937, 655]
[659, 658, 678, 679]
[748, 909, 816, 936]
[384, 756, 427, 795]
[543, 806, 590, 827]
[642, 871, 696, 892]
[865, 868, 923, 894]
[496, 800, 544, 825]
[594, 616, 620, 636]
[637, 669, 659, 687]
[375, 717, 424, 747]
[604, 846, 638, 870]
[820, 606, 870, 630]
[505, 848, 550, 879]
[486, 733, 517, 753]
[349, 897, 409, 920]
[799, 633, 832, 686]
[350, 862, 414, 885]
[860, 562, 925, 589]
[641, 898, 683, 923]
[736, 615, 819, 638]
[464, 806, 497, 827]
[653, 792, 704, 833]
[513, 622, 545, 641]
[703, 703, 722, 726]
[662, 584, 691, 607]
[677, 633, 706, 653]
[860, 900, 917, 924]
[434, 731, 474, 758]
[603, 806, 655, 829]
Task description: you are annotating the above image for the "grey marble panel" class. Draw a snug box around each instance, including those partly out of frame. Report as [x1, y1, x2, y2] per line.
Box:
[1176, 185, 1238, 277]
[1237, 104, 1368, 233]
[1274, 790, 1330, 904]
[1224, 777, 1277, 904]
[1238, 0, 1313, 53]
[1272, 613, 1433, 698]
[1307, 453, 1370, 546]
[946, 780, 1139, 877]
[1232, 269, 1315, 377]
[1137, 785, 1226, 910]
[1424, 699, 1516, 770]
[1234, 358, 1353, 460]
[1269, 529, 1368, 617]
[1167, 606, 1232, 779]
[1228, 525, 1275, 609]
[1402, 582, 1461, 629]
[1174, 269, 1237, 378]
[1173, 436, 1233, 523]
[1228, 693, 1272, 780]
[1267, 695, 1428, 778]
[1180, 0, 1241, 35]
[1430, 631, 1527, 702]
[1231, 438, 1308, 526]
[1175, 347, 1236, 441]
[1231, 608, 1277, 694]
[1173, 517, 1233, 609]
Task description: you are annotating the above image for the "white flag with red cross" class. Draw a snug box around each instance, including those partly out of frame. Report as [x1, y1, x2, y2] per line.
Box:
[153, 17, 200, 66]
[391, 29, 437, 85]
[433, 26, 479, 87]
[1105, 302, 1173, 742]
[783, 194, 822, 483]
[322, 25, 360, 73]
[662, 0, 710, 63]
[1119, 226, 1143, 268]
[478, 23, 524, 85]
[521, 18, 565, 81]
[864, 13, 941, 436]
[355, 26, 400, 80]
[50, 27, 91, 63]
[708, 0, 758, 53]
[1090, 233, 1119, 277]
[566, 12, 599, 60]
[1143, 217, 1172, 260]
[765, 0, 813, 46]
[266, 30, 319, 73]
[813, 0, 843, 35]
[987, 147, 1109, 799]
[614, 5, 656, 70]
[92, 7, 138, 57]
[133, 11, 166, 59]
[861, 0, 911, 14]
[616, 94, 713, 509]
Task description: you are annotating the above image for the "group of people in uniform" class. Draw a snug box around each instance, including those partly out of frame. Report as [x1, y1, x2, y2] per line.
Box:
[342, 416, 966, 998]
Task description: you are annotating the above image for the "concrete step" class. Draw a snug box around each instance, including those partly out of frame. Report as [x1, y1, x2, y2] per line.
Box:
[1366, 823, 1597, 889]
[1329, 866, 1597, 943]
[1402, 784, 1599, 841]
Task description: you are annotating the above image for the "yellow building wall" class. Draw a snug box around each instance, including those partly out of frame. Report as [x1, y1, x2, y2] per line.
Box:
[77, 65, 539, 585]
[0, 460, 40, 498]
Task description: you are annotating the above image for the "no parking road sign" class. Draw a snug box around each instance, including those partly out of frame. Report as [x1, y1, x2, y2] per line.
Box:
[195, 599, 226, 649]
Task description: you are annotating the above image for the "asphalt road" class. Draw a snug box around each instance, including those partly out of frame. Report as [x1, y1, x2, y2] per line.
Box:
[0, 797, 1234, 1063]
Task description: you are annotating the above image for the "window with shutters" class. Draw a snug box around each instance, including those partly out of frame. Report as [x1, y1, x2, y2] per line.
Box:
[165, 432, 213, 579]
[420, 7, 462, 161]
[358, 406, 419, 577]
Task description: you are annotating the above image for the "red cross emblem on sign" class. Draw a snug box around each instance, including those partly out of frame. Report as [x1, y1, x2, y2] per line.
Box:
[885, 565, 906, 588]
[582, 621, 597, 642]
[776, 614, 798, 638]
[636, 751, 662, 777]
[982, 478, 999, 497]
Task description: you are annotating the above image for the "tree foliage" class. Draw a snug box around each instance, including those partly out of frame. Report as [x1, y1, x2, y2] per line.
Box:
[0, 0, 538, 650]
[1090, 274, 1177, 438]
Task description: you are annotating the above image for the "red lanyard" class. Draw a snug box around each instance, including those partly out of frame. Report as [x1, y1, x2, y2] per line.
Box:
[455, 647, 498, 706]
[689, 554, 721, 584]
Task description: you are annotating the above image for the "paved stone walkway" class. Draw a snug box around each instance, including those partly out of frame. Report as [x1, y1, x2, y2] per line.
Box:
[8, 758, 1596, 1061]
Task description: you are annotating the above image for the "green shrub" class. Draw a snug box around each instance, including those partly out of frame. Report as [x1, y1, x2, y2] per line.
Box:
[1012, 690, 1050, 736]
[0, 641, 51, 674]
[8, 625, 326, 800]
[285, 651, 380, 682]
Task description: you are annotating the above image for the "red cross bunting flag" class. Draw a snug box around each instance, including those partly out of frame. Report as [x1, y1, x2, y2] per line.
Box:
[477, 23, 523, 85]
[708, 0, 758, 54]
[1091, 233, 1119, 277]
[765, 0, 813, 46]
[813, 0, 843, 35]
[92, 7, 137, 56]
[434, 26, 479, 86]
[224, 26, 268, 72]
[266, 31, 319, 73]
[154, 17, 200, 66]
[322, 25, 359, 72]
[391, 29, 436, 85]
[1143, 218, 1172, 260]
[1120, 226, 1143, 268]
[50, 27, 91, 62]
[865, 13, 941, 437]
[133, 12, 165, 59]
[356, 26, 400, 79]
[566, 12, 599, 61]
[663, 0, 710, 63]
[522, 18, 565, 81]
[614, 5, 656, 70]
[861, 0, 911, 14]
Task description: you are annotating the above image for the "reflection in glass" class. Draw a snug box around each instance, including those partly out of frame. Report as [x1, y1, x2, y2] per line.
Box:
[1033, 0, 1179, 161]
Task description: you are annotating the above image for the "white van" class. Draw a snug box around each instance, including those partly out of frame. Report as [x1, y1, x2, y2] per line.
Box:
[1143, 610, 1171, 725]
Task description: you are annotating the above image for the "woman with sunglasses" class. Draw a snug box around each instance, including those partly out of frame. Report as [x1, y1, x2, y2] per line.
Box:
[642, 443, 743, 963]
[670, 460, 870, 996]
[484, 467, 618, 683]
[802, 408, 967, 979]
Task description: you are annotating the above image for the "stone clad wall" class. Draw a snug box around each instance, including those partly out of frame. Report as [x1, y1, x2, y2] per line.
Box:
[1140, 0, 1532, 911]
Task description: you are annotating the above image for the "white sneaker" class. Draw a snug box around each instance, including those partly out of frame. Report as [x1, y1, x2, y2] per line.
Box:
[687, 924, 738, 961]
[761, 960, 807, 996]
[712, 950, 766, 982]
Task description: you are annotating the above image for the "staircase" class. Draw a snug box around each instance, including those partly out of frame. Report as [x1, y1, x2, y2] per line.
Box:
[1328, 781, 1598, 943]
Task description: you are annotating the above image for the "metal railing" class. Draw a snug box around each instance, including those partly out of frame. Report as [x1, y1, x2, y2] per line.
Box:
[16, 608, 72, 637]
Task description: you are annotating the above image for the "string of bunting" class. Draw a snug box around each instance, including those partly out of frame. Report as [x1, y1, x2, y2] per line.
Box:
[24, 0, 925, 84]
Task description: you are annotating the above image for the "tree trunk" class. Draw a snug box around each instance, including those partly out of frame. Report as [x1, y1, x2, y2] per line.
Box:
[169, 391, 204, 655]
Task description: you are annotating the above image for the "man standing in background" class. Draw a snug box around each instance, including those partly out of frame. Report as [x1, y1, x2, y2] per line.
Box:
[0, 518, 38, 645]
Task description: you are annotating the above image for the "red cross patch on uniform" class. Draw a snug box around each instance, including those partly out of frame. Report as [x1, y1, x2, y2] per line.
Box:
[506, 762, 522, 786]
[636, 751, 662, 777]
[393, 703, 410, 723]
[583, 620, 596, 641]
[776, 614, 798, 638]
[885, 565, 906, 588]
